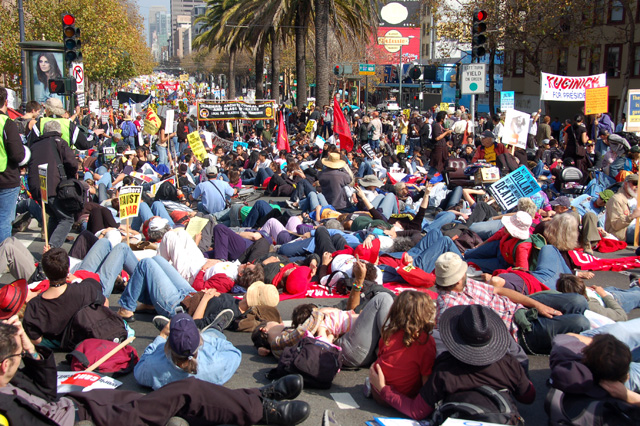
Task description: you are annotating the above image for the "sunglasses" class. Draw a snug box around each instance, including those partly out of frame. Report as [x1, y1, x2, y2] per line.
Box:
[2, 350, 27, 363]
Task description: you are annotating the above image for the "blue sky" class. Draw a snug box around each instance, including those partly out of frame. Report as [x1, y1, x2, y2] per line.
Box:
[136, 0, 170, 45]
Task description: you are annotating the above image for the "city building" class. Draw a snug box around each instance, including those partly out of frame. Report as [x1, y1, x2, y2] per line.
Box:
[170, 0, 204, 58]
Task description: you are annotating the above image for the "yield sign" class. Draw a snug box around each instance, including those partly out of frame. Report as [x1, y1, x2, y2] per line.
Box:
[71, 62, 85, 93]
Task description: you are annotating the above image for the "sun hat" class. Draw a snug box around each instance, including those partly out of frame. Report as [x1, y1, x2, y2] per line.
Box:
[168, 313, 200, 357]
[434, 252, 468, 287]
[44, 98, 66, 116]
[549, 196, 572, 208]
[246, 281, 279, 308]
[501, 211, 532, 240]
[0, 279, 28, 320]
[598, 189, 615, 202]
[358, 174, 383, 188]
[626, 174, 639, 183]
[321, 152, 346, 169]
[439, 304, 510, 366]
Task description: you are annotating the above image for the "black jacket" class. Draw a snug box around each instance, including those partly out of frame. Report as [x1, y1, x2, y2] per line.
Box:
[0, 111, 27, 189]
[27, 132, 78, 202]
[29, 117, 92, 150]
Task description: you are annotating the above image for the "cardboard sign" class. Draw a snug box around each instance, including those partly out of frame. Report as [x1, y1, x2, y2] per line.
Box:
[119, 186, 143, 219]
[38, 164, 48, 203]
[187, 131, 207, 161]
[540, 72, 606, 101]
[165, 109, 175, 133]
[439, 102, 450, 112]
[305, 119, 316, 133]
[501, 109, 531, 149]
[101, 112, 109, 124]
[628, 89, 640, 132]
[395, 145, 405, 154]
[488, 166, 541, 211]
[102, 147, 115, 161]
[112, 100, 120, 110]
[584, 86, 609, 115]
[402, 108, 411, 118]
[143, 109, 162, 135]
[89, 101, 100, 115]
[57, 371, 122, 393]
[362, 143, 375, 159]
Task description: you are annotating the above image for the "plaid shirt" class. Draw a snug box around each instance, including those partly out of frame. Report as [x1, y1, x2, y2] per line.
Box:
[436, 278, 524, 340]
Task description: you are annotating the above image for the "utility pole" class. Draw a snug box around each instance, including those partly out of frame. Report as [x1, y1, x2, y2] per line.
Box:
[18, 0, 26, 110]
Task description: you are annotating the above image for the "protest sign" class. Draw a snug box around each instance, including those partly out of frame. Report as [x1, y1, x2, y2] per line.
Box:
[540, 72, 606, 101]
[362, 143, 375, 159]
[584, 86, 608, 115]
[402, 109, 410, 118]
[57, 371, 122, 393]
[38, 164, 49, 245]
[233, 141, 249, 150]
[197, 100, 276, 121]
[501, 109, 530, 149]
[112, 100, 119, 110]
[488, 166, 541, 211]
[89, 101, 100, 115]
[129, 171, 154, 184]
[627, 89, 640, 132]
[396, 145, 405, 154]
[226, 122, 233, 134]
[143, 109, 162, 135]
[101, 112, 109, 124]
[165, 109, 175, 133]
[187, 131, 207, 161]
[119, 186, 143, 220]
[500, 91, 515, 110]
[211, 134, 234, 152]
[305, 119, 317, 133]
[103, 147, 115, 161]
[149, 177, 176, 198]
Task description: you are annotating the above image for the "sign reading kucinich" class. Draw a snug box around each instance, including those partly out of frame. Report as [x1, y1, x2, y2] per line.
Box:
[488, 166, 541, 211]
[461, 64, 486, 95]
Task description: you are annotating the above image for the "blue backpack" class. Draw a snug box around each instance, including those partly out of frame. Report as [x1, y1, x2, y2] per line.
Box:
[121, 121, 132, 138]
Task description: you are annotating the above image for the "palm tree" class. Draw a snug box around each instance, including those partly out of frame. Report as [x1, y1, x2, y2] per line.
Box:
[314, 0, 330, 107]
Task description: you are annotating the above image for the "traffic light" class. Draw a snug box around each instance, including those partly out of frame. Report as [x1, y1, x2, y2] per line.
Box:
[409, 66, 422, 80]
[471, 9, 487, 61]
[62, 13, 82, 65]
[423, 65, 438, 81]
[334, 65, 341, 75]
[48, 78, 66, 95]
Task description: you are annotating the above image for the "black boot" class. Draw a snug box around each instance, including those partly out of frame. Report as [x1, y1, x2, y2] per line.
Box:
[261, 399, 310, 425]
[260, 374, 303, 400]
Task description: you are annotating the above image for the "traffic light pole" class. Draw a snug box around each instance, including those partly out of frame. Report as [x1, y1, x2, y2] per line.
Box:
[398, 45, 403, 108]
[18, 0, 26, 110]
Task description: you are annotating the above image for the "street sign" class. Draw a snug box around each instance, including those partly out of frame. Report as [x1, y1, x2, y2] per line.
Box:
[76, 93, 85, 107]
[71, 62, 84, 93]
[359, 64, 375, 75]
[628, 89, 640, 132]
[460, 64, 486, 95]
[500, 91, 514, 110]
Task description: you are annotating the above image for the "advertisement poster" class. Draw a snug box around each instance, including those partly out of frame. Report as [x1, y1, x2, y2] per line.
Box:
[31, 51, 64, 103]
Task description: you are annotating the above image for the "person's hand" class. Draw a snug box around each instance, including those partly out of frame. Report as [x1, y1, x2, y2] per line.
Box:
[369, 363, 386, 392]
[201, 258, 221, 271]
[202, 288, 220, 298]
[353, 260, 366, 282]
[600, 380, 630, 401]
[302, 232, 311, 239]
[4, 315, 36, 354]
[402, 252, 413, 265]
[42, 244, 51, 254]
[535, 302, 562, 319]
[631, 208, 640, 220]
[362, 236, 374, 249]
[591, 285, 607, 298]
[383, 228, 397, 239]
[322, 252, 333, 265]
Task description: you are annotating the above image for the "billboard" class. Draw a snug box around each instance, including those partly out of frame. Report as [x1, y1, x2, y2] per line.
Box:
[379, 0, 420, 27]
[375, 27, 420, 64]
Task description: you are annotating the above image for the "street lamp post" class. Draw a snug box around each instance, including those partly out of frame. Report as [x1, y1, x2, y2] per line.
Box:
[399, 44, 403, 108]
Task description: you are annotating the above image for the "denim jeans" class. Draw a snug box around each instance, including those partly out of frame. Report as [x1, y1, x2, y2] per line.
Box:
[581, 318, 640, 390]
[400, 134, 407, 146]
[243, 168, 273, 186]
[370, 139, 380, 152]
[469, 219, 503, 240]
[157, 145, 168, 166]
[299, 192, 328, 212]
[529, 245, 572, 290]
[125, 136, 136, 149]
[357, 160, 374, 178]
[131, 201, 175, 231]
[407, 229, 461, 274]
[371, 193, 398, 219]
[16, 198, 43, 226]
[73, 239, 139, 297]
[119, 256, 194, 317]
[604, 287, 640, 313]
[46, 196, 74, 248]
[84, 166, 111, 188]
[519, 292, 589, 354]
[0, 186, 20, 244]
[421, 211, 456, 233]
[430, 186, 463, 211]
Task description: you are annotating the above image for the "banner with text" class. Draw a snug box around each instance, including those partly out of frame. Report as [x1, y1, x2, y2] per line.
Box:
[540, 72, 606, 101]
[187, 131, 207, 161]
[211, 134, 235, 152]
[585, 86, 609, 115]
[489, 166, 541, 211]
[197, 100, 276, 121]
[119, 186, 143, 220]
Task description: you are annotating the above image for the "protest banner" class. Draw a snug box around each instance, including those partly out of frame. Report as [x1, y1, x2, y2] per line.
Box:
[143, 108, 162, 135]
[211, 134, 234, 152]
[540, 72, 606, 101]
[488, 166, 541, 211]
[627, 89, 640, 132]
[305, 119, 317, 133]
[57, 371, 122, 393]
[103, 147, 115, 161]
[187, 131, 207, 161]
[501, 109, 530, 149]
[119, 186, 143, 245]
[38, 164, 48, 246]
[165, 109, 175, 133]
[584, 86, 609, 115]
[197, 100, 276, 121]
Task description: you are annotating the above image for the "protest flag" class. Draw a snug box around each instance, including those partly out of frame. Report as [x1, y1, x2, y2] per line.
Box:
[333, 96, 353, 152]
[277, 110, 290, 152]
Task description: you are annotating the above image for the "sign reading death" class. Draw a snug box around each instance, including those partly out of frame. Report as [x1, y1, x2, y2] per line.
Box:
[119, 186, 143, 219]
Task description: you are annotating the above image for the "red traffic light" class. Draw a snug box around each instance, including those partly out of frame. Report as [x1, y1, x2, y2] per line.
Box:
[63, 14, 75, 26]
[474, 10, 487, 21]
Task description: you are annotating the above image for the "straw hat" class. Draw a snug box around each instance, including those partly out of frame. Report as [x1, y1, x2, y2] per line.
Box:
[321, 152, 346, 169]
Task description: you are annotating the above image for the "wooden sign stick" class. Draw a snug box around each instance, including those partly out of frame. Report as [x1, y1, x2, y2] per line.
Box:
[86, 336, 135, 372]
[634, 188, 640, 246]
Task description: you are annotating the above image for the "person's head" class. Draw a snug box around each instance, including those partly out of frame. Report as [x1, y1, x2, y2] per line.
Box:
[41, 247, 70, 285]
[259, 151, 268, 161]
[629, 145, 640, 161]
[436, 111, 447, 123]
[164, 314, 203, 374]
[228, 169, 240, 185]
[582, 334, 631, 383]
[36, 53, 61, 84]
[434, 252, 468, 291]
[43, 119, 62, 135]
[596, 189, 614, 208]
[623, 174, 639, 198]
[491, 113, 501, 124]
[544, 213, 579, 251]
[0, 322, 23, 384]
[585, 139, 595, 153]
[142, 217, 172, 242]
[550, 195, 572, 214]
[573, 114, 584, 124]
[251, 320, 286, 356]
[291, 303, 318, 328]
[44, 97, 66, 117]
[517, 197, 537, 218]
[0, 87, 7, 110]
[555, 273, 587, 299]
[382, 290, 435, 347]
[394, 182, 409, 200]
[236, 263, 265, 289]
[480, 130, 495, 148]
[25, 100, 41, 115]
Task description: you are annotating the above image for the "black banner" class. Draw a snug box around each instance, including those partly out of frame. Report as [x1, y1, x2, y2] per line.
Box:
[197, 100, 276, 121]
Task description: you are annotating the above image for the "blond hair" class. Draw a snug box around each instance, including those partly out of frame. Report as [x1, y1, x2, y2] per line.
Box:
[517, 198, 537, 218]
[544, 213, 579, 251]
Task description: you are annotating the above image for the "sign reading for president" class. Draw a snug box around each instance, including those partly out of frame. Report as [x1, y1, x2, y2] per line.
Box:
[540, 72, 606, 101]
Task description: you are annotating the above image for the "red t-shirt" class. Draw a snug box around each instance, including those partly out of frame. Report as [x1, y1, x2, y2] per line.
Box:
[375, 330, 436, 397]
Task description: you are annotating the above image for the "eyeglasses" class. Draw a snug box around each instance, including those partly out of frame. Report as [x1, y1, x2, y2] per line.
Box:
[2, 351, 27, 362]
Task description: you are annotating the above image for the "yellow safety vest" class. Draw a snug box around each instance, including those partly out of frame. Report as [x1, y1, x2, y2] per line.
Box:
[40, 117, 71, 145]
[0, 115, 9, 172]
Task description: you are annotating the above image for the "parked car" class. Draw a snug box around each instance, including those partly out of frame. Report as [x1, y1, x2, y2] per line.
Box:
[376, 101, 401, 112]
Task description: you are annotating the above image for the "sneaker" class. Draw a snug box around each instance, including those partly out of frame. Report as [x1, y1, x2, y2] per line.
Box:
[285, 200, 297, 209]
[152, 315, 170, 332]
[201, 309, 234, 332]
[630, 274, 640, 289]
[12, 212, 31, 232]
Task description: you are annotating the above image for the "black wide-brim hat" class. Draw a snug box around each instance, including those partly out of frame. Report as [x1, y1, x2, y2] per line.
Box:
[439, 304, 510, 366]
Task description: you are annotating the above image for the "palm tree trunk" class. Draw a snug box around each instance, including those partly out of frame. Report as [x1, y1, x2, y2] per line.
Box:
[617, 3, 635, 123]
[228, 49, 236, 100]
[255, 41, 265, 100]
[271, 33, 281, 103]
[295, 6, 308, 107]
[314, 0, 330, 107]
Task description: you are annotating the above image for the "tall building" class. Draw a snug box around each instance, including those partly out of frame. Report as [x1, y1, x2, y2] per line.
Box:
[149, 7, 170, 62]
[170, 0, 204, 58]
[148, 6, 167, 46]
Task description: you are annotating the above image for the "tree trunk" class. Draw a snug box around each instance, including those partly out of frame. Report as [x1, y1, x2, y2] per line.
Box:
[228, 49, 236, 100]
[271, 33, 281, 103]
[617, 5, 635, 123]
[314, 0, 330, 107]
[488, 48, 495, 114]
[295, 4, 308, 107]
[255, 41, 265, 100]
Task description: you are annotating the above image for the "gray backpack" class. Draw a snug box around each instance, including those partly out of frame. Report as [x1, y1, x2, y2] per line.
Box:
[545, 387, 639, 426]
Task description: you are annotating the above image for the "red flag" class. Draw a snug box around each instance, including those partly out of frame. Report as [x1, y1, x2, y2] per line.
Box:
[276, 110, 290, 152]
[333, 97, 353, 152]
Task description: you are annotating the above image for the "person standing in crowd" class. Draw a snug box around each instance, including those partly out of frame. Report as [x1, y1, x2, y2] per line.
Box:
[29, 98, 92, 149]
[370, 112, 383, 153]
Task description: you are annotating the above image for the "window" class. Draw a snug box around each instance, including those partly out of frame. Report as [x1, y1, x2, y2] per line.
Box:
[514, 51, 524, 76]
[578, 47, 588, 70]
[557, 49, 569, 75]
[594, 0, 606, 24]
[604, 44, 622, 78]
[633, 44, 640, 77]
[590, 46, 601, 74]
[609, 0, 624, 22]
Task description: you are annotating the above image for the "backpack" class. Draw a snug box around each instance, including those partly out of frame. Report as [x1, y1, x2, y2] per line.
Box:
[431, 385, 524, 426]
[49, 139, 85, 213]
[267, 337, 343, 389]
[60, 300, 129, 351]
[545, 387, 640, 426]
[121, 121, 131, 138]
[66, 338, 139, 375]
[512, 233, 546, 270]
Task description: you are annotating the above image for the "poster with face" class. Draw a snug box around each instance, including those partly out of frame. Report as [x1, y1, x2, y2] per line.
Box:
[31, 51, 64, 103]
[502, 109, 531, 149]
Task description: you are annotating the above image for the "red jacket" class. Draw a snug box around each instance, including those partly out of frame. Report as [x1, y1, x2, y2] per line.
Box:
[487, 228, 533, 270]
[472, 142, 506, 164]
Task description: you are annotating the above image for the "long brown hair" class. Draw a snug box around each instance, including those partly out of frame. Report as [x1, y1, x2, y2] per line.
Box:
[164, 335, 204, 374]
[381, 291, 435, 347]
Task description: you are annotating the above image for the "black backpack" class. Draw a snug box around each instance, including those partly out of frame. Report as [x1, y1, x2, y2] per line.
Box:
[545, 387, 640, 426]
[60, 290, 128, 351]
[431, 386, 524, 426]
[267, 337, 343, 389]
[50, 139, 85, 213]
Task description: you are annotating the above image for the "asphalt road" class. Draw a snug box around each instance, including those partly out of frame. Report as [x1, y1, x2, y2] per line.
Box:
[6, 214, 640, 426]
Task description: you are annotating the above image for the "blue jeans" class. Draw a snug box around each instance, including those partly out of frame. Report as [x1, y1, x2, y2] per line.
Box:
[581, 318, 640, 390]
[370, 139, 380, 152]
[131, 201, 175, 231]
[73, 239, 139, 297]
[84, 166, 111, 188]
[126, 136, 136, 149]
[119, 256, 194, 317]
[604, 287, 640, 313]
[422, 211, 456, 233]
[243, 168, 274, 186]
[157, 145, 168, 166]
[299, 192, 328, 212]
[357, 160, 374, 178]
[371, 193, 398, 219]
[0, 187, 20, 244]
[430, 186, 463, 210]
[16, 198, 43, 226]
[407, 229, 461, 274]
[529, 245, 572, 290]
[464, 240, 508, 273]
[400, 134, 407, 146]
[520, 292, 589, 354]
[469, 219, 503, 240]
